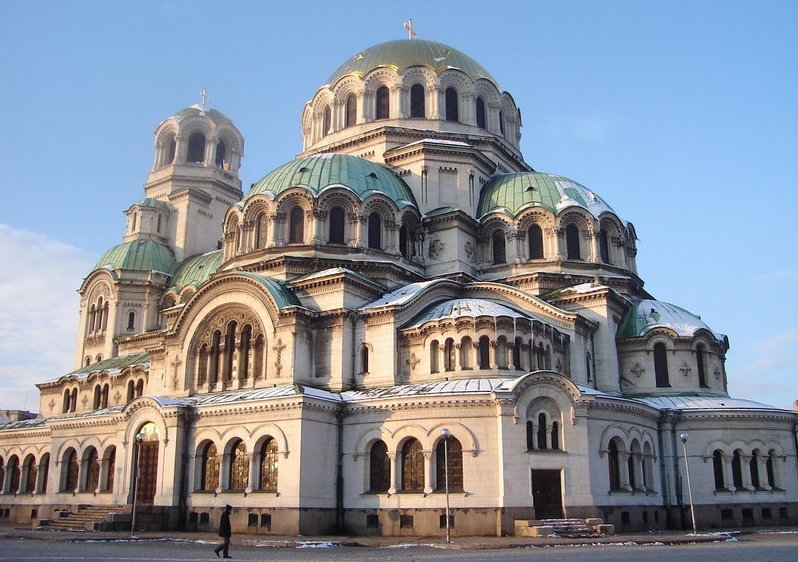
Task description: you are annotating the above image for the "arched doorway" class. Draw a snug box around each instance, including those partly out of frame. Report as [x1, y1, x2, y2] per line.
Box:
[135, 422, 160, 505]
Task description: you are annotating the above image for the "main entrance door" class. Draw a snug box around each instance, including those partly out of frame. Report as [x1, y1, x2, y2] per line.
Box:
[531, 469, 563, 519]
[135, 422, 160, 505]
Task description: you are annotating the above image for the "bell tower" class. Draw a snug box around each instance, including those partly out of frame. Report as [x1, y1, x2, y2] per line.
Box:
[138, 93, 245, 261]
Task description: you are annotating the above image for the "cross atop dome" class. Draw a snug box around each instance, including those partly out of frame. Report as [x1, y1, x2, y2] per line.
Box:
[403, 18, 416, 39]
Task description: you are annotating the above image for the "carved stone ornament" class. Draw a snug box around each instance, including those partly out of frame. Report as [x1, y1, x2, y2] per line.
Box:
[630, 363, 645, 377]
[429, 238, 445, 259]
[464, 240, 474, 261]
[406, 353, 420, 371]
[713, 365, 721, 379]
[679, 362, 692, 377]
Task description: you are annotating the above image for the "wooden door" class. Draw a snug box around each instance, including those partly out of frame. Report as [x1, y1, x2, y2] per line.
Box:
[531, 469, 563, 519]
[136, 441, 158, 505]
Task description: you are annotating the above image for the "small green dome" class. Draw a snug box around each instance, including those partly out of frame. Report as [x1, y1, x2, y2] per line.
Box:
[171, 105, 231, 126]
[246, 154, 417, 209]
[478, 172, 616, 219]
[328, 39, 496, 85]
[170, 250, 224, 292]
[94, 240, 177, 275]
[618, 298, 725, 341]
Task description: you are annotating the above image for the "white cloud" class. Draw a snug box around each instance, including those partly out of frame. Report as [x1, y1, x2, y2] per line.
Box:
[545, 113, 615, 143]
[753, 270, 798, 287]
[0, 225, 95, 411]
[727, 327, 798, 411]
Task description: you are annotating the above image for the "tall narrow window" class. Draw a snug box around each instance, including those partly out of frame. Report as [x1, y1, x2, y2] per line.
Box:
[289, 207, 304, 243]
[653, 343, 670, 387]
[586, 352, 592, 382]
[565, 224, 580, 260]
[528, 224, 544, 259]
[445, 87, 459, 122]
[444, 338, 455, 371]
[526, 421, 535, 451]
[608, 440, 620, 490]
[210, 331, 221, 384]
[101, 384, 109, 408]
[127, 380, 135, 401]
[260, 439, 279, 492]
[537, 413, 548, 450]
[239, 325, 252, 380]
[460, 336, 472, 370]
[512, 337, 522, 370]
[430, 339, 440, 373]
[492, 230, 506, 264]
[766, 450, 776, 488]
[361, 344, 369, 373]
[201, 443, 219, 491]
[750, 450, 761, 488]
[223, 322, 237, 382]
[70, 388, 77, 412]
[368, 213, 381, 249]
[399, 224, 409, 258]
[85, 448, 100, 492]
[410, 84, 425, 118]
[229, 440, 249, 490]
[599, 229, 610, 263]
[478, 336, 490, 369]
[329, 206, 345, 244]
[369, 440, 390, 492]
[713, 450, 725, 490]
[401, 439, 424, 492]
[39, 454, 50, 494]
[731, 450, 743, 489]
[436, 436, 463, 491]
[476, 97, 486, 128]
[551, 421, 560, 450]
[375, 86, 389, 120]
[63, 389, 70, 413]
[165, 135, 176, 165]
[499, 111, 505, 135]
[127, 311, 135, 331]
[322, 106, 331, 135]
[345, 94, 357, 127]
[696, 344, 708, 388]
[187, 133, 206, 163]
[215, 139, 227, 168]
[23, 455, 36, 493]
[135, 379, 144, 397]
[65, 450, 79, 492]
[103, 447, 116, 492]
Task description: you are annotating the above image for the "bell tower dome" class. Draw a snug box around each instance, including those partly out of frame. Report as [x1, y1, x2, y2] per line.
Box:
[140, 94, 245, 261]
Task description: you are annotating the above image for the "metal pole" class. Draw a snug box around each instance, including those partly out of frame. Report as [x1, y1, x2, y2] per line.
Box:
[131, 433, 144, 537]
[680, 433, 698, 534]
[441, 428, 451, 543]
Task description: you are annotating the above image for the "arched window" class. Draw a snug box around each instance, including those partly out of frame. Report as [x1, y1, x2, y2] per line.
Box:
[444, 338, 455, 371]
[63, 389, 70, 413]
[526, 421, 535, 451]
[696, 344, 708, 388]
[369, 440, 390, 492]
[239, 325, 252, 380]
[165, 134, 176, 165]
[476, 96, 486, 128]
[223, 321, 237, 382]
[375, 86, 389, 120]
[766, 450, 776, 488]
[201, 443, 219, 491]
[23, 455, 36, 493]
[496, 336, 508, 369]
[399, 224, 409, 258]
[210, 330, 221, 384]
[322, 105, 331, 135]
[93, 385, 101, 409]
[512, 337, 522, 370]
[228, 440, 249, 490]
[255, 212, 268, 249]
[608, 439, 620, 490]
[429, 339, 440, 373]
[85, 448, 100, 492]
[585, 352, 592, 383]
[361, 344, 369, 373]
[103, 447, 115, 492]
[478, 336, 490, 369]
[713, 450, 725, 490]
[0, 457, 4, 492]
[460, 336, 473, 370]
[653, 343, 670, 387]
[410, 84, 425, 118]
[627, 444, 637, 489]
[537, 413, 548, 450]
[345, 94, 357, 127]
[551, 421, 560, 450]
[565, 224, 581, 260]
[401, 439, 424, 491]
[436, 436, 463, 491]
[101, 384, 109, 408]
[64, 450, 79, 492]
[499, 111, 506, 135]
[599, 229, 610, 263]
[215, 138, 227, 169]
[187, 132, 206, 163]
[368, 212, 381, 249]
[127, 380, 135, 402]
[750, 449, 761, 488]
[445, 87, 459, 122]
[259, 439, 279, 492]
[492, 230, 506, 264]
[156, 214, 161, 233]
[731, 450, 743, 489]
[70, 388, 77, 412]
[289, 207, 304, 244]
[135, 379, 144, 397]
[329, 206, 345, 244]
[7, 456, 20, 494]
[39, 454, 50, 494]
[528, 224, 544, 259]
[253, 335, 265, 380]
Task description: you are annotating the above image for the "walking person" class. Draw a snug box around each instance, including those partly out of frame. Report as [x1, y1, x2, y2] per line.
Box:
[214, 504, 233, 558]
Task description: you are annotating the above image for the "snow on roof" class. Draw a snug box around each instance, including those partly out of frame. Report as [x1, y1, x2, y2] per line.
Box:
[187, 384, 340, 406]
[342, 378, 510, 401]
[407, 298, 526, 327]
[361, 280, 438, 309]
[636, 395, 783, 411]
[399, 138, 473, 149]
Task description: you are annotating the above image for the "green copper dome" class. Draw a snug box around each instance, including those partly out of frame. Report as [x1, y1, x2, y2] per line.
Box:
[169, 250, 223, 292]
[246, 154, 417, 209]
[94, 240, 177, 275]
[618, 298, 725, 341]
[478, 172, 616, 219]
[328, 39, 496, 85]
[171, 105, 231, 126]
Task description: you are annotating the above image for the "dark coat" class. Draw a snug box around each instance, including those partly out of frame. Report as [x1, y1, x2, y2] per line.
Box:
[218, 510, 231, 538]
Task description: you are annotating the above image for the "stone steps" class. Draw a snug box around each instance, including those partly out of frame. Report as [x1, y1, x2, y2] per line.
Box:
[37, 505, 125, 532]
[514, 517, 615, 538]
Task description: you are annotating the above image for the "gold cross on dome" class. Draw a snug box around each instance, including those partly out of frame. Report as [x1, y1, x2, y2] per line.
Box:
[199, 87, 208, 108]
[403, 18, 416, 39]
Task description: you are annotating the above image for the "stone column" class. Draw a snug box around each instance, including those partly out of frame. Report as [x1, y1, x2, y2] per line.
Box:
[619, 452, 632, 491]
[741, 454, 754, 490]
[423, 450, 434, 494]
[590, 228, 601, 263]
[723, 453, 734, 491]
[245, 453, 256, 494]
[387, 452, 399, 494]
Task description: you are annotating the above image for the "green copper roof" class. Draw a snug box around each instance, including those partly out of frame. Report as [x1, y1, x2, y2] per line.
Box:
[130, 197, 169, 210]
[617, 298, 724, 341]
[236, 272, 301, 309]
[170, 251, 224, 292]
[67, 352, 149, 377]
[94, 240, 177, 274]
[328, 39, 496, 85]
[172, 105, 231, 125]
[478, 172, 616, 219]
[246, 154, 417, 209]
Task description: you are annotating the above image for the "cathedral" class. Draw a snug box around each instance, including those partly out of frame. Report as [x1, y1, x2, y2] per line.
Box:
[0, 35, 795, 537]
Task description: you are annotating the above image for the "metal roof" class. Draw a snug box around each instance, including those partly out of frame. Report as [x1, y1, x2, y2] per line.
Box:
[327, 39, 497, 86]
[478, 172, 616, 219]
[93, 239, 177, 275]
[170, 251, 224, 292]
[245, 154, 417, 209]
[62, 352, 150, 379]
[407, 298, 526, 328]
[617, 298, 725, 341]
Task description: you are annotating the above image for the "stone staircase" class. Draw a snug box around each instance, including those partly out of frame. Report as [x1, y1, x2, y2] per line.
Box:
[37, 505, 125, 532]
[515, 517, 615, 538]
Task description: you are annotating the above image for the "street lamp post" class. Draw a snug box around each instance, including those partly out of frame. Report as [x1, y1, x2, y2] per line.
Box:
[130, 432, 145, 537]
[680, 433, 698, 534]
[440, 428, 451, 544]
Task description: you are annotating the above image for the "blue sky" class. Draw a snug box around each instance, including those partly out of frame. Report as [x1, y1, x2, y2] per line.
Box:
[0, 0, 796, 411]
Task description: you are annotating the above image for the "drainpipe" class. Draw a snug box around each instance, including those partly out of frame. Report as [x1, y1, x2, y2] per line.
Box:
[336, 409, 344, 533]
[670, 414, 686, 530]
